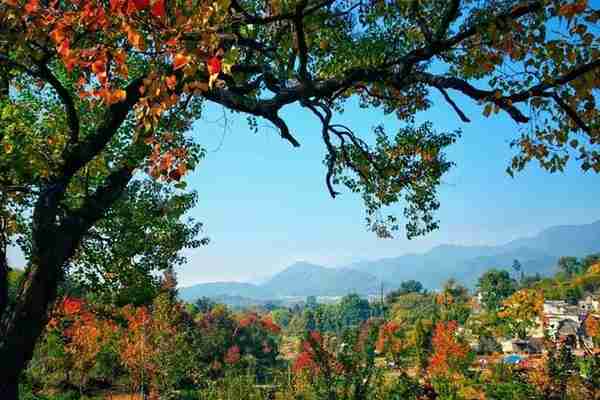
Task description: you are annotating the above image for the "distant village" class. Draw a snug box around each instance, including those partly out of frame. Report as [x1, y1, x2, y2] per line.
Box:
[474, 294, 600, 360]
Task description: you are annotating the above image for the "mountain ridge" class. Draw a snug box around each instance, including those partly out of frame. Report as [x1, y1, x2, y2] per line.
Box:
[179, 220, 600, 303]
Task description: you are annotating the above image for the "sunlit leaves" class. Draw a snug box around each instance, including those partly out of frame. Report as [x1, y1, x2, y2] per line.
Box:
[427, 320, 472, 378]
[329, 122, 458, 238]
[498, 289, 544, 340]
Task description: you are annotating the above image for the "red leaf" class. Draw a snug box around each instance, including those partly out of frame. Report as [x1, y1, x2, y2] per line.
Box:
[133, 0, 150, 9]
[110, 0, 124, 12]
[165, 75, 177, 91]
[151, 0, 165, 17]
[207, 56, 221, 76]
[24, 0, 38, 13]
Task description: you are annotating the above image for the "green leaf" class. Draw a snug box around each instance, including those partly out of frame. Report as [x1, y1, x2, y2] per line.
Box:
[483, 103, 493, 117]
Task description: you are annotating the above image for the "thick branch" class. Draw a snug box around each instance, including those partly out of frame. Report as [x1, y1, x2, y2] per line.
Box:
[294, 0, 310, 82]
[63, 161, 137, 232]
[551, 92, 592, 134]
[416, 72, 529, 123]
[436, 0, 461, 41]
[61, 77, 144, 178]
[37, 63, 80, 144]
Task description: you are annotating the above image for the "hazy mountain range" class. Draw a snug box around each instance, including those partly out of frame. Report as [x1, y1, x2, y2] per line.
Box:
[179, 220, 600, 304]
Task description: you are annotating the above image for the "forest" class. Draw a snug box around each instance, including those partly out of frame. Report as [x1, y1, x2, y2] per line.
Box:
[6, 251, 600, 399]
[1, 0, 600, 398]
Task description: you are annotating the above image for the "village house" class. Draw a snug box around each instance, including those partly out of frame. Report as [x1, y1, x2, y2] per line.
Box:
[501, 296, 599, 354]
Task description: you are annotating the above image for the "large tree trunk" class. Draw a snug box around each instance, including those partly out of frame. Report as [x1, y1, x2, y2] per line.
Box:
[0, 379, 18, 400]
[0, 233, 7, 324]
[0, 164, 136, 398]
[0, 185, 81, 400]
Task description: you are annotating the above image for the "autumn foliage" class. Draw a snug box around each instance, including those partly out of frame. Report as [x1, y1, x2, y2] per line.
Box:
[427, 320, 472, 378]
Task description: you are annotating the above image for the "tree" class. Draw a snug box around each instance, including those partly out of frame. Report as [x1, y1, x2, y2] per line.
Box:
[511, 259, 524, 282]
[306, 295, 318, 310]
[195, 296, 216, 314]
[477, 269, 517, 312]
[558, 256, 582, 277]
[69, 179, 205, 306]
[386, 280, 424, 303]
[1, 1, 599, 396]
[427, 320, 473, 378]
[436, 279, 471, 324]
[498, 289, 544, 340]
[270, 308, 292, 329]
[338, 293, 371, 327]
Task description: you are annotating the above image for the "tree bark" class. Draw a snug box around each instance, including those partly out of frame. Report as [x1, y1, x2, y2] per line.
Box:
[0, 184, 81, 398]
[0, 160, 137, 395]
[0, 379, 18, 400]
[0, 231, 7, 324]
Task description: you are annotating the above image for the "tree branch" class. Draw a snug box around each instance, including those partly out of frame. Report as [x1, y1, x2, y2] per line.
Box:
[551, 92, 592, 134]
[294, 0, 311, 82]
[37, 63, 80, 145]
[436, 0, 461, 41]
[61, 77, 145, 178]
[434, 86, 471, 122]
[304, 101, 339, 198]
[416, 72, 529, 123]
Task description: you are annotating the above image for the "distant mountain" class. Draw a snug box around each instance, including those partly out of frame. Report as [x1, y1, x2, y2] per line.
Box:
[345, 220, 600, 289]
[180, 220, 600, 303]
[179, 262, 384, 303]
[262, 262, 384, 297]
[179, 282, 272, 302]
[500, 220, 600, 257]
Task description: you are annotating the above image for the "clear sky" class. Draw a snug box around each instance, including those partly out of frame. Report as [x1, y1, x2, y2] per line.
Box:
[166, 89, 600, 286]
[7, 84, 600, 287]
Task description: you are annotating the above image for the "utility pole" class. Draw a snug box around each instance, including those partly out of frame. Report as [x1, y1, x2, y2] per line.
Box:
[380, 281, 385, 320]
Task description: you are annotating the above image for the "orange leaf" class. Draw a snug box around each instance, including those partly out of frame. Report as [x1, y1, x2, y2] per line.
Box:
[173, 53, 189, 70]
[24, 0, 38, 13]
[110, 0, 124, 12]
[57, 39, 70, 58]
[126, 27, 144, 50]
[91, 59, 105, 74]
[165, 75, 177, 91]
[114, 50, 127, 66]
[110, 89, 127, 104]
[49, 27, 65, 45]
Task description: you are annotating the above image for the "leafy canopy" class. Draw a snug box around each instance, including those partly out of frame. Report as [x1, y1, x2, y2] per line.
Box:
[1, 0, 599, 240]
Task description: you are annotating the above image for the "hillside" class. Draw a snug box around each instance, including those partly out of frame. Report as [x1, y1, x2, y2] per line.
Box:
[178, 282, 272, 302]
[180, 262, 384, 303]
[180, 220, 600, 302]
[346, 220, 600, 289]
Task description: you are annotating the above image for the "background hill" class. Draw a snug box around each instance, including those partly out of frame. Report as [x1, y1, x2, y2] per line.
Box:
[180, 220, 600, 303]
[179, 262, 385, 304]
[346, 221, 600, 289]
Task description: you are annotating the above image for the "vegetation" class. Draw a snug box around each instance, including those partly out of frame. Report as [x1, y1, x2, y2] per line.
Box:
[10, 253, 600, 400]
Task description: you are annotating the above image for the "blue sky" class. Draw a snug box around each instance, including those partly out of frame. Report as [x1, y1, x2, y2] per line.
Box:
[168, 90, 600, 286]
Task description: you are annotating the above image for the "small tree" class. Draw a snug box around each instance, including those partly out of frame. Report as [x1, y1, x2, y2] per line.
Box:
[498, 289, 544, 340]
[477, 269, 517, 312]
